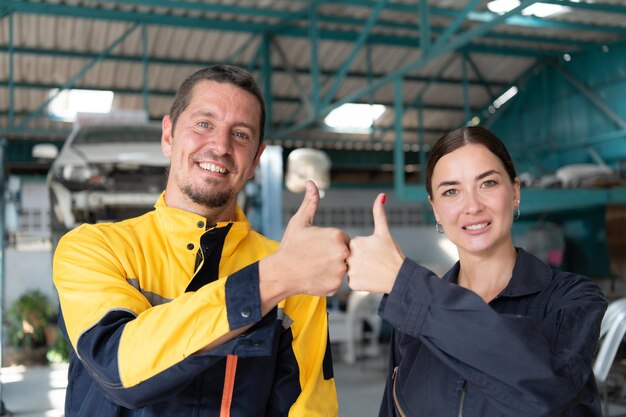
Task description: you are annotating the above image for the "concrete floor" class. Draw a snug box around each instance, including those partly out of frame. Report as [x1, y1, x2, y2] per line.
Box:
[3, 355, 626, 417]
[0, 355, 388, 417]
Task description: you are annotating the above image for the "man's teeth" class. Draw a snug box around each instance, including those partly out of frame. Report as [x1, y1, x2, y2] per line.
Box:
[465, 222, 488, 231]
[199, 163, 227, 174]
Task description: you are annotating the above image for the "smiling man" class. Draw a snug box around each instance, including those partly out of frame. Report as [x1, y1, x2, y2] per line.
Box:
[53, 65, 349, 417]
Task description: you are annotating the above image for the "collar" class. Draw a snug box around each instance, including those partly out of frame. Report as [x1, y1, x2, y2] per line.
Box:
[153, 192, 252, 258]
[442, 247, 553, 299]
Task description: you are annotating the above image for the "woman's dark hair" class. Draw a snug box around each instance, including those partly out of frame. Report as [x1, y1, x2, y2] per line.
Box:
[169, 65, 266, 142]
[425, 126, 517, 198]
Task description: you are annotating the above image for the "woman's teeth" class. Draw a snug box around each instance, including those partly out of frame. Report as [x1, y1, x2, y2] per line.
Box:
[464, 222, 488, 231]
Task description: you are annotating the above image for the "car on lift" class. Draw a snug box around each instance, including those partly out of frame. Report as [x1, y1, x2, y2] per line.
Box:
[44, 122, 168, 247]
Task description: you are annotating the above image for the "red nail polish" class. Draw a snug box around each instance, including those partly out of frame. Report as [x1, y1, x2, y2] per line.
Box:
[381, 194, 387, 205]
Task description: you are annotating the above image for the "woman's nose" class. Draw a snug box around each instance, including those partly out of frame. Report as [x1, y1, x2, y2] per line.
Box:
[463, 190, 484, 214]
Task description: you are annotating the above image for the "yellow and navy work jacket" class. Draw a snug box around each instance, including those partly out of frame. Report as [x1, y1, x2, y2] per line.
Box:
[53, 194, 337, 417]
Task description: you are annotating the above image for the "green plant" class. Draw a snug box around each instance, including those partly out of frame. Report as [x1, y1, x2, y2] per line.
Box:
[6, 289, 56, 349]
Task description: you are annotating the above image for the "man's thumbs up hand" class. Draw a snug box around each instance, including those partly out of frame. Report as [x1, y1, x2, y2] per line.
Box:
[347, 193, 404, 294]
[259, 181, 349, 305]
[284, 180, 319, 234]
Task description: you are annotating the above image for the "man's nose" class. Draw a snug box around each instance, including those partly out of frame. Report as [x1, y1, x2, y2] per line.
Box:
[208, 129, 232, 154]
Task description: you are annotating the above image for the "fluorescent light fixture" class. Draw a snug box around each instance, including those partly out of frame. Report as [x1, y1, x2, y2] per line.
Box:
[487, 0, 571, 17]
[487, 0, 519, 14]
[493, 86, 518, 109]
[324, 103, 386, 130]
[522, 3, 570, 18]
[48, 89, 114, 121]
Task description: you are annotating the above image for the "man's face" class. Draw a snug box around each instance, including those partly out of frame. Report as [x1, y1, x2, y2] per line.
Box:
[161, 80, 265, 216]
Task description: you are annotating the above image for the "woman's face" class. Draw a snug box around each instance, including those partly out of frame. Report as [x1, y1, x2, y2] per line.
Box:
[428, 143, 520, 257]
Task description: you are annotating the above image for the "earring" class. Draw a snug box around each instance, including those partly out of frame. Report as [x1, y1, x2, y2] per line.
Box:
[514, 200, 520, 220]
[435, 223, 444, 234]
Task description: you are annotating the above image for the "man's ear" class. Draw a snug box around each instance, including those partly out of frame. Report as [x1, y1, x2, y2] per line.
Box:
[248, 141, 267, 180]
[161, 115, 173, 158]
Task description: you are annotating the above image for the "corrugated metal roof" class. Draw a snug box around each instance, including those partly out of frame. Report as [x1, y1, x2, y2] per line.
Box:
[1, 0, 626, 151]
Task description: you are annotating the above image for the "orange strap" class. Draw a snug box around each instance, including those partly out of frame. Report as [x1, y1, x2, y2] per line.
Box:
[220, 354, 238, 417]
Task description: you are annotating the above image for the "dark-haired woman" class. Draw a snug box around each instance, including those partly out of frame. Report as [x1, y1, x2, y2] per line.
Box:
[347, 126, 606, 417]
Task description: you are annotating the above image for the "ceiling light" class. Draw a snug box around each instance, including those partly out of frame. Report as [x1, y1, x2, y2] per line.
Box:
[487, 0, 520, 14]
[324, 103, 386, 130]
[522, 3, 570, 18]
[48, 89, 114, 121]
[487, 0, 571, 18]
[493, 86, 518, 109]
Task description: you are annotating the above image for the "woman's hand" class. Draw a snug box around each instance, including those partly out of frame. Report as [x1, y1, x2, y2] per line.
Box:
[347, 193, 405, 294]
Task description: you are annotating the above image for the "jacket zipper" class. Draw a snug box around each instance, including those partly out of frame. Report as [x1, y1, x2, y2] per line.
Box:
[457, 380, 467, 417]
[392, 366, 408, 417]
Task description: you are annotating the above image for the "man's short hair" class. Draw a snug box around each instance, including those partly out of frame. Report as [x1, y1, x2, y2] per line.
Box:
[169, 65, 266, 142]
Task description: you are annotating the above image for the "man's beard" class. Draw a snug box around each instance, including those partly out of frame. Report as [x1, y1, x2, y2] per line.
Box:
[181, 181, 232, 208]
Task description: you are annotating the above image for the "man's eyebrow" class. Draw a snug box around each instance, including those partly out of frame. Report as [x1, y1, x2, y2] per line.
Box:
[436, 170, 502, 190]
[190, 110, 257, 132]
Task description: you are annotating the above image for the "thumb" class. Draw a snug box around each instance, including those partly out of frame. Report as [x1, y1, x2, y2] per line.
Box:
[291, 180, 320, 227]
[372, 193, 391, 237]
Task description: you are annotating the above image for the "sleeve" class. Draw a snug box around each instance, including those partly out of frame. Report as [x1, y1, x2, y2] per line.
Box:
[53, 225, 276, 409]
[379, 258, 607, 417]
[265, 294, 338, 417]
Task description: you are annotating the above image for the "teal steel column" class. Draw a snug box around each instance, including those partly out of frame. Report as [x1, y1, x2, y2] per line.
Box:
[309, 5, 320, 114]
[419, 0, 431, 55]
[142, 23, 149, 115]
[8, 12, 14, 129]
[0, 138, 6, 407]
[16, 22, 140, 131]
[462, 51, 470, 122]
[366, 44, 377, 141]
[394, 77, 405, 196]
[418, 98, 425, 185]
[261, 33, 272, 138]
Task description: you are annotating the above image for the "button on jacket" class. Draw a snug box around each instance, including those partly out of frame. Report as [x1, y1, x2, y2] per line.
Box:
[53, 194, 337, 417]
[378, 248, 606, 417]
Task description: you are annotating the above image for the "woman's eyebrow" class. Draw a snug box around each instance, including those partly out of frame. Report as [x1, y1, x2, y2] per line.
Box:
[476, 170, 501, 180]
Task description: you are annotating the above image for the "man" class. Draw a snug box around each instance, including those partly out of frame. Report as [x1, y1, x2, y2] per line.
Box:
[53, 65, 349, 416]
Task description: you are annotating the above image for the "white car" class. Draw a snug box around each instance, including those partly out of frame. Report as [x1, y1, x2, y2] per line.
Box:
[46, 123, 168, 245]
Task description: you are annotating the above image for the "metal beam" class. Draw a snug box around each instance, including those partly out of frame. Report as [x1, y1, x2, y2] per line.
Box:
[320, 0, 387, 109]
[8, 12, 14, 129]
[309, 5, 320, 114]
[261, 33, 272, 137]
[96, 0, 298, 18]
[551, 61, 626, 130]
[141, 23, 149, 114]
[541, 0, 626, 15]
[462, 52, 470, 122]
[394, 77, 406, 196]
[276, 0, 539, 138]
[431, 0, 481, 52]
[325, 0, 626, 33]
[465, 53, 496, 98]
[15, 22, 141, 131]
[0, 81, 482, 113]
[419, 0, 431, 54]
[271, 37, 313, 117]
[0, 45, 513, 88]
[1, 1, 601, 52]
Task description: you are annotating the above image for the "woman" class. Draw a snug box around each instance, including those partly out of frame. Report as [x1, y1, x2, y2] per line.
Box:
[347, 126, 607, 416]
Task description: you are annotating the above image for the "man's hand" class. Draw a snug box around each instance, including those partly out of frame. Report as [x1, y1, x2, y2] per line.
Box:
[347, 193, 404, 294]
[259, 181, 349, 307]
